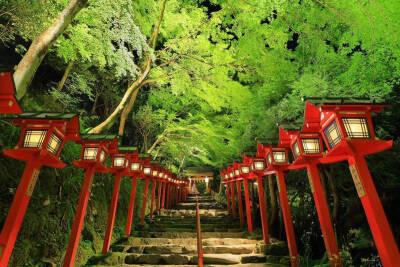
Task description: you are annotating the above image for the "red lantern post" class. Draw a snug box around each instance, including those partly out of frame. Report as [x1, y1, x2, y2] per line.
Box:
[0, 72, 22, 114]
[0, 113, 80, 266]
[156, 170, 164, 214]
[125, 153, 144, 236]
[63, 134, 118, 267]
[257, 143, 300, 267]
[227, 166, 237, 218]
[233, 162, 244, 226]
[239, 155, 254, 233]
[102, 147, 137, 254]
[280, 122, 342, 267]
[149, 163, 159, 220]
[249, 156, 270, 244]
[140, 157, 152, 223]
[305, 98, 400, 266]
[220, 171, 231, 214]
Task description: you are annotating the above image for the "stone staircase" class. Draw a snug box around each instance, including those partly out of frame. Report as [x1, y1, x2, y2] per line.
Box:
[86, 195, 290, 266]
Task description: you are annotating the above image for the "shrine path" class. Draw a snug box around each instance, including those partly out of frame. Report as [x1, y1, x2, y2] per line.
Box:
[86, 195, 289, 266]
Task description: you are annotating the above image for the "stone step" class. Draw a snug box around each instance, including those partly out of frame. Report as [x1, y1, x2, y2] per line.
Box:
[113, 244, 258, 255]
[116, 237, 260, 247]
[130, 231, 252, 239]
[123, 253, 268, 265]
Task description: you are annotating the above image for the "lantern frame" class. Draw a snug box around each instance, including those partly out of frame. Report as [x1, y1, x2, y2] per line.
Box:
[0, 71, 22, 114]
[3, 112, 80, 168]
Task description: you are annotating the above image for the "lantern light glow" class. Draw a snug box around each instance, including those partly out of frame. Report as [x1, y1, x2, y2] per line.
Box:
[342, 117, 370, 138]
[143, 167, 151, 175]
[301, 139, 321, 154]
[113, 156, 125, 167]
[46, 133, 62, 155]
[241, 166, 250, 174]
[83, 147, 98, 160]
[324, 120, 342, 149]
[273, 151, 286, 163]
[131, 162, 140, 171]
[23, 130, 47, 148]
[99, 150, 106, 163]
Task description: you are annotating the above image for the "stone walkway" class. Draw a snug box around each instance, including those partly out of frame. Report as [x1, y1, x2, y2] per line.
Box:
[86, 195, 289, 266]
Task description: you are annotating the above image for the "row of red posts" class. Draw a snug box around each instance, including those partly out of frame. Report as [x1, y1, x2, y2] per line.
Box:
[0, 72, 190, 266]
[221, 99, 400, 267]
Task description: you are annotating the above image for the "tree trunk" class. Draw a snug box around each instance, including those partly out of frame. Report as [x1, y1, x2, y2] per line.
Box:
[118, 83, 141, 136]
[91, 90, 99, 115]
[13, 0, 88, 99]
[57, 58, 74, 92]
[324, 166, 339, 222]
[269, 175, 278, 229]
[88, 57, 151, 134]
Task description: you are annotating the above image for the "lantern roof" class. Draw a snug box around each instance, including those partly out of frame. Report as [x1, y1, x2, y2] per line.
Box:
[81, 134, 118, 141]
[3, 112, 80, 142]
[4, 112, 78, 120]
[0, 72, 22, 114]
[303, 97, 379, 105]
[118, 146, 137, 153]
[303, 97, 387, 113]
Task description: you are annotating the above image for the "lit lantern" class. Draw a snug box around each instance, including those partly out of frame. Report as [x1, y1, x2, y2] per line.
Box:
[148, 161, 160, 220]
[279, 122, 342, 266]
[257, 143, 299, 266]
[304, 98, 400, 266]
[0, 112, 80, 266]
[63, 135, 119, 266]
[227, 166, 237, 218]
[0, 72, 22, 114]
[125, 151, 142, 236]
[139, 155, 152, 223]
[252, 148, 271, 244]
[102, 147, 137, 255]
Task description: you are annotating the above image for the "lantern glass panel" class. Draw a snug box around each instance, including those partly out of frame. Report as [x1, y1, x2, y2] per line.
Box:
[131, 162, 140, 171]
[205, 178, 209, 183]
[113, 156, 125, 167]
[159, 172, 163, 177]
[342, 117, 370, 138]
[254, 161, 264, 170]
[273, 151, 286, 163]
[224, 174, 228, 179]
[324, 120, 342, 149]
[99, 150, 106, 163]
[229, 172, 233, 178]
[46, 133, 62, 155]
[235, 169, 240, 176]
[301, 138, 321, 154]
[143, 167, 151, 175]
[153, 170, 158, 177]
[241, 166, 250, 174]
[293, 141, 301, 158]
[84, 147, 98, 160]
[23, 130, 47, 148]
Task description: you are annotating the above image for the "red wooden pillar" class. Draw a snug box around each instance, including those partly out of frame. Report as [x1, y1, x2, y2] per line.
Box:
[225, 183, 231, 214]
[236, 180, 244, 226]
[63, 166, 96, 267]
[0, 159, 42, 266]
[243, 178, 253, 232]
[166, 184, 171, 209]
[125, 176, 138, 236]
[348, 155, 400, 266]
[307, 163, 341, 266]
[149, 179, 157, 219]
[161, 182, 167, 209]
[179, 187, 182, 202]
[140, 179, 149, 223]
[276, 171, 300, 267]
[156, 181, 162, 213]
[102, 173, 122, 254]
[256, 175, 270, 244]
[230, 182, 237, 218]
